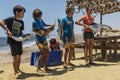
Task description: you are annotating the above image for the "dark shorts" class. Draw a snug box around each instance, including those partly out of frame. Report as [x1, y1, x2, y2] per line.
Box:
[83, 32, 94, 40]
[9, 41, 23, 56]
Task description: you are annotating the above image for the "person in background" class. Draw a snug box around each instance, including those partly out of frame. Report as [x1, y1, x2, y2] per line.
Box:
[0, 5, 25, 77]
[49, 38, 60, 51]
[32, 9, 55, 73]
[75, 7, 95, 65]
[58, 7, 75, 69]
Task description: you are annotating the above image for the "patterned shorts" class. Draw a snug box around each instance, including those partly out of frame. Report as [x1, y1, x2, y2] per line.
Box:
[36, 41, 49, 53]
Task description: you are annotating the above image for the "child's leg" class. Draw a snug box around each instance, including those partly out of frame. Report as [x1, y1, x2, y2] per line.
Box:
[84, 39, 90, 64]
[10, 43, 22, 75]
[13, 56, 19, 75]
[70, 47, 75, 60]
[16, 55, 21, 72]
[37, 50, 45, 72]
[64, 48, 69, 66]
[44, 50, 50, 70]
[89, 39, 94, 63]
[68, 47, 75, 66]
[36, 43, 46, 72]
[14, 42, 23, 73]
[67, 48, 71, 64]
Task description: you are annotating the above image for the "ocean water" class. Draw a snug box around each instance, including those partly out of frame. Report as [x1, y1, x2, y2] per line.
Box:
[0, 36, 35, 54]
[0, 34, 58, 54]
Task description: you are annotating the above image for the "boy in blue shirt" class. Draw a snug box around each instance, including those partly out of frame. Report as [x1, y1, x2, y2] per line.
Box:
[32, 9, 55, 73]
[58, 7, 75, 68]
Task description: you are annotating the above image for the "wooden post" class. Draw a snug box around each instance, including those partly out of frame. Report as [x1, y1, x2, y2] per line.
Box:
[100, 13, 102, 24]
[100, 13, 103, 36]
[100, 12, 107, 60]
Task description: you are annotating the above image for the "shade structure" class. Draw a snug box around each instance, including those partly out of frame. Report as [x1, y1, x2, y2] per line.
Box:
[66, 0, 120, 15]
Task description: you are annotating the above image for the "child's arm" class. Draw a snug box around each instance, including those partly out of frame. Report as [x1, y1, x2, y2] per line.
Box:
[75, 17, 88, 28]
[0, 20, 12, 37]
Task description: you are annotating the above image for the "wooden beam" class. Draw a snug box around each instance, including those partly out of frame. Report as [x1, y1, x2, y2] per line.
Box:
[74, 44, 120, 50]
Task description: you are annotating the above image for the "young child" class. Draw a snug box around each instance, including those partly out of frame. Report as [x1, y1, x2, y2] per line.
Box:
[32, 9, 55, 73]
[75, 7, 95, 65]
[49, 38, 60, 51]
[58, 7, 75, 69]
[0, 5, 25, 77]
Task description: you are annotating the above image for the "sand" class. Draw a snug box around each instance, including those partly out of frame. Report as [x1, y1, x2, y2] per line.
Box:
[0, 44, 120, 80]
[1, 34, 120, 80]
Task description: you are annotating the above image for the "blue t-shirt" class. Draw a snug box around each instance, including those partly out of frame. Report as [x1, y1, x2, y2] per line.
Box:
[32, 19, 46, 43]
[61, 16, 74, 42]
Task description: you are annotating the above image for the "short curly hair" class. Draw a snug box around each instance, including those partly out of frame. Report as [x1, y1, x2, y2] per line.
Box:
[50, 38, 56, 44]
[65, 7, 75, 14]
[32, 9, 42, 19]
[13, 5, 25, 15]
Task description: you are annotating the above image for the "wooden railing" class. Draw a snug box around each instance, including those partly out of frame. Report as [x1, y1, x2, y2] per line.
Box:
[74, 35, 120, 60]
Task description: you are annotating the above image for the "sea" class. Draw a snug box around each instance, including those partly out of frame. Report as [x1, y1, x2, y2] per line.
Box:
[0, 33, 58, 54]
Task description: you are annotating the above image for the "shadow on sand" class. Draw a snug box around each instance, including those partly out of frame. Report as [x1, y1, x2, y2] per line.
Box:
[16, 71, 44, 79]
[16, 67, 67, 79]
[0, 70, 4, 74]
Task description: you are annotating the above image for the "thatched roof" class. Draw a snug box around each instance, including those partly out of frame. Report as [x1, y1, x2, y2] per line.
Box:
[66, 0, 120, 15]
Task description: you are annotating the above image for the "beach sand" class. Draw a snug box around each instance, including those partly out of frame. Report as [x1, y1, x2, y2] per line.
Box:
[0, 45, 120, 80]
[1, 34, 120, 80]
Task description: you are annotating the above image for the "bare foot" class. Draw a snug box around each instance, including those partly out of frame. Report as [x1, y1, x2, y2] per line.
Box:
[67, 63, 75, 66]
[63, 64, 67, 69]
[36, 69, 44, 73]
[14, 72, 21, 78]
[44, 68, 52, 72]
[18, 69, 22, 73]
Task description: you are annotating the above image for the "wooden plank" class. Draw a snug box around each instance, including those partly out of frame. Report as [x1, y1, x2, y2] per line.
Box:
[94, 36, 120, 40]
[74, 44, 120, 50]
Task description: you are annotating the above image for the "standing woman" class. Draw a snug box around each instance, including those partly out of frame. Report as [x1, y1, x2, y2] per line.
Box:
[75, 7, 95, 65]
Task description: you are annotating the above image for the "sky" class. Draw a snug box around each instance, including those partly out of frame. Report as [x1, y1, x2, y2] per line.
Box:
[0, 0, 120, 37]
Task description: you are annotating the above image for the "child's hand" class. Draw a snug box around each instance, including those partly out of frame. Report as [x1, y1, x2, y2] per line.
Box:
[7, 31, 12, 38]
[51, 24, 55, 27]
[44, 30, 50, 36]
[84, 24, 89, 29]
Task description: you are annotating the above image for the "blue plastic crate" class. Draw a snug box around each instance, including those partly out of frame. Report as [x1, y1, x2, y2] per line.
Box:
[30, 50, 62, 67]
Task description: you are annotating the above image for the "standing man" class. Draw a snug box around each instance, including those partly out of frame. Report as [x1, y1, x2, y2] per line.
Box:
[0, 5, 25, 77]
[58, 7, 75, 69]
[75, 7, 95, 65]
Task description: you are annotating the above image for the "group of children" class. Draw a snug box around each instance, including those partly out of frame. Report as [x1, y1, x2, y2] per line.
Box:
[0, 5, 95, 78]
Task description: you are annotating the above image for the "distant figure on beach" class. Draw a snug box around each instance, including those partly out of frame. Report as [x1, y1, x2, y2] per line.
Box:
[0, 5, 25, 77]
[48, 37, 60, 51]
[75, 7, 95, 65]
[58, 7, 75, 69]
[32, 9, 55, 73]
